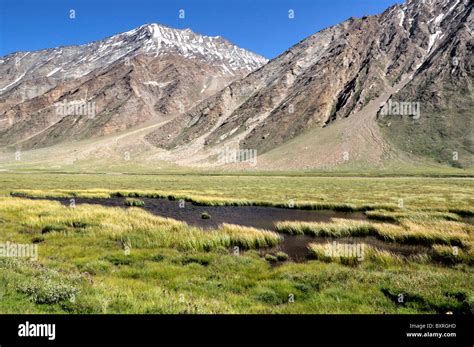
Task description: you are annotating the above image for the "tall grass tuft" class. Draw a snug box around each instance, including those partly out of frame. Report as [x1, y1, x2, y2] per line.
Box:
[365, 210, 462, 223]
[308, 242, 403, 266]
[430, 245, 473, 266]
[275, 220, 376, 237]
[124, 198, 145, 207]
[0, 197, 281, 252]
[11, 189, 397, 211]
[277, 219, 472, 248]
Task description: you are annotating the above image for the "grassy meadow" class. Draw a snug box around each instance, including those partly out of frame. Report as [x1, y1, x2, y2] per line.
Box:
[0, 171, 472, 313]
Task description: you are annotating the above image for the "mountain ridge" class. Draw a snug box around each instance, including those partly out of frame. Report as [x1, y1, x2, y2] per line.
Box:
[144, 0, 473, 168]
[0, 0, 472, 170]
[0, 23, 268, 149]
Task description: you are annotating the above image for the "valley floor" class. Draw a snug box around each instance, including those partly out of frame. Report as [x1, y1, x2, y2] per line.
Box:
[0, 171, 472, 313]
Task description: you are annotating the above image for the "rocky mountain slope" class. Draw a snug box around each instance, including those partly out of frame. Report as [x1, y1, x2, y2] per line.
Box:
[0, 0, 471, 170]
[0, 24, 267, 149]
[378, 0, 473, 167]
[145, 0, 473, 168]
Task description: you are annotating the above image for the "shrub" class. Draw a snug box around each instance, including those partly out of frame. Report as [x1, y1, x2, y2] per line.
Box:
[276, 251, 289, 261]
[181, 255, 211, 266]
[41, 224, 67, 234]
[104, 254, 134, 266]
[254, 288, 282, 304]
[16, 278, 79, 304]
[124, 198, 145, 207]
[77, 260, 111, 275]
[430, 245, 473, 265]
[151, 254, 165, 262]
[31, 235, 45, 243]
[264, 254, 278, 262]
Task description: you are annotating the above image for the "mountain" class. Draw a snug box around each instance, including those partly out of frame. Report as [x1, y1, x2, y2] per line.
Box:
[378, 0, 473, 167]
[0, 24, 267, 149]
[0, 0, 472, 171]
[145, 0, 473, 169]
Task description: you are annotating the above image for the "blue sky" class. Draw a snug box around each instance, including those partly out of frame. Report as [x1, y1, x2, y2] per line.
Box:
[0, 0, 402, 59]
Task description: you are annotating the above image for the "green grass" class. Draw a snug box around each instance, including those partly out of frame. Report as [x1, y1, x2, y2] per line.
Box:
[0, 197, 281, 252]
[264, 254, 278, 263]
[365, 210, 463, 223]
[0, 237, 470, 314]
[0, 171, 472, 314]
[308, 243, 404, 266]
[1, 172, 473, 214]
[276, 251, 289, 261]
[275, 220, 376, 237]
[124, 198, 145, 207]
[276, 219, 472, 247]
[430, 245, 473, 266]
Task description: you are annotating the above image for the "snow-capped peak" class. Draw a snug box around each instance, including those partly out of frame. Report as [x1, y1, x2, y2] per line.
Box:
[0, 23, 268, 94]
[135, 23, 268, 74]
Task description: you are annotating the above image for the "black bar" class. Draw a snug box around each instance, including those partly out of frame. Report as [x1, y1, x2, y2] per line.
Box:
[0, 314, 471, 346]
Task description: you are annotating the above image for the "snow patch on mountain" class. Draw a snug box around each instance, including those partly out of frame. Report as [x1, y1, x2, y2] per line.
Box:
[0, 23, 268, 94]
[140, 24, 267, 74]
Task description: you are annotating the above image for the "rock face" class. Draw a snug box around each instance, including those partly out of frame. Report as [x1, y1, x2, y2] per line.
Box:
[1, 0, 472, 169]
[378, 0, 473, 167]
[145, 0, 473, 168]
[0, 24, 267, 149]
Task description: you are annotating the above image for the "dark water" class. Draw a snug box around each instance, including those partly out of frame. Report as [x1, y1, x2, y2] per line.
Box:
[264, 235, 428, 262]
[36, 197, 429, 261]
[462, 216, 474, 225]
[41, 197, 367, 229]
